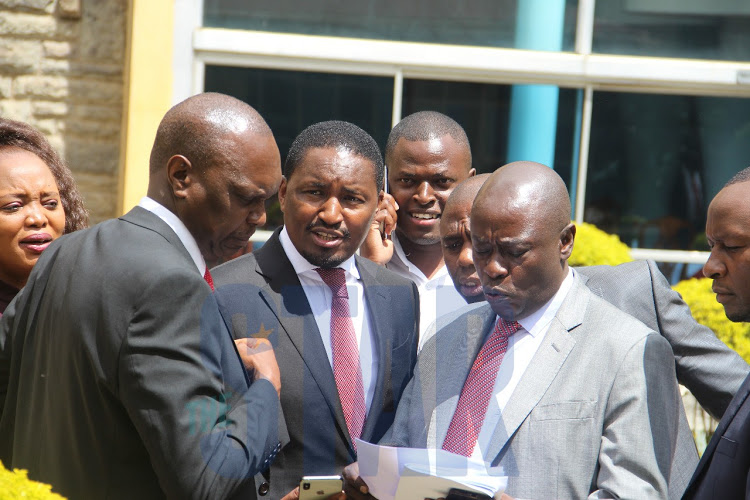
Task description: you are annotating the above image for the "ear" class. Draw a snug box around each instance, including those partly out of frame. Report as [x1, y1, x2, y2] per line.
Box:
[166, 155, 192, 200]
[559, 222, 576, 260]
[468, 167, 477, 177]
[277, 176, 289, 213]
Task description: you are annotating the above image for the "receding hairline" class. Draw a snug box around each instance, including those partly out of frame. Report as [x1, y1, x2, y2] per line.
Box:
[385, 111, 471, 167]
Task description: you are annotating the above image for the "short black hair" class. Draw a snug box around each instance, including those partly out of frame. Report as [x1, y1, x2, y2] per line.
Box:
[385, 111, 471, 167]
[284, 120, 384, 190]
[725, 166, 750, 187]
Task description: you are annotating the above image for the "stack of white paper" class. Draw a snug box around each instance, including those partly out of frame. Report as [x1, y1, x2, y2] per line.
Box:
[355, 439, 507, 500]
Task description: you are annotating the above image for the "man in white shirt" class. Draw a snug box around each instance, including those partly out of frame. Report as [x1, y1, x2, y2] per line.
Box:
[345, 161, 689, 499]
[212, 120, 420, 499]
[360, 111, 475, 342]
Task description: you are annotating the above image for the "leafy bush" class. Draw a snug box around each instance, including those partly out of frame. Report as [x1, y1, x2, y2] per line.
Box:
[673, 278, 750, 364]
[570, 222, 632, 267]
[0, 462, 66, 500]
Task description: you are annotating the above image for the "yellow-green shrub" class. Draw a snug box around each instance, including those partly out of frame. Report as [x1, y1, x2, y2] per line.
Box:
[570, 222, 632, 267]
[0, 462, 66, 500]
[673, 278, 750, 364]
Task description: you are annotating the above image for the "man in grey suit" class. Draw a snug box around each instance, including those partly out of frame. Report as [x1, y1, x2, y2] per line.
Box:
[0, 93, 284, 499]
[212, 121, 420, 498]
[683, 166, 750, 499]
[437, 174, 750, 421]
[346, 161, 692, 499]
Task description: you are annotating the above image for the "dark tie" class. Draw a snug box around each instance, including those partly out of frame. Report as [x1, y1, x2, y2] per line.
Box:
[203, 267, 215, 291]
[316, 267, 366, 448]
[442, 317, 521, 457]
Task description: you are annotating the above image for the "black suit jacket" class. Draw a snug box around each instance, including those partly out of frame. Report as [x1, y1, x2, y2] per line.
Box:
[682, 371, 750, 499]
[0, 207, 281, 500]
[212, 229, 420, 498]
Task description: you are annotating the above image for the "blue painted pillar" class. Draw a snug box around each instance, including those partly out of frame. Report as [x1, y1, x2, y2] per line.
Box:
[507, 0, 566, 169]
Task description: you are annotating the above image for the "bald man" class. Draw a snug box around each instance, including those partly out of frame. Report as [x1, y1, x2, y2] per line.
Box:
[0, 93, 284, 499]
[346, 162, 691, 499]
[437, 174, 749, 422]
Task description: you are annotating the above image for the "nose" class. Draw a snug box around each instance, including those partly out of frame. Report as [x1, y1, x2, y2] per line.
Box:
[246, 201, 267, 227]
[479, 253, 508, 281]
[458, 241, 474, 269]
[414, 181, 435, 205]
[25, 202, 48, 228]
[319, 197, 344, 226]
[703, 250, 725, 279]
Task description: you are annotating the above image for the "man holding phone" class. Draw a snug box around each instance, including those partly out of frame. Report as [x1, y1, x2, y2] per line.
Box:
[212, 121, 420, 499]
[360, 111, 475, 344]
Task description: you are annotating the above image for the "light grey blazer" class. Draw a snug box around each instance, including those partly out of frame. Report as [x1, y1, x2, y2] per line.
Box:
[577, 260, 749, 420]
[382, 276, 698, 500]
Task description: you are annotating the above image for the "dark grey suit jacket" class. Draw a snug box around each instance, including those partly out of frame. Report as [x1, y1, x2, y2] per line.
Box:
[578, 260, 750, 420]
[0, 207, 281, 500]
[212, 230, 420, 498]
[682, 371, 750, 499]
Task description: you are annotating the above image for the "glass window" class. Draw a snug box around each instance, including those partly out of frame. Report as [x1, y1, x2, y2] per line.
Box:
[585, 91, 750, 253]
[204, 65, 394, 227]
[203, 0, 578, 51]
[402, 79, 578, 194]
[593, 0, 750, 61]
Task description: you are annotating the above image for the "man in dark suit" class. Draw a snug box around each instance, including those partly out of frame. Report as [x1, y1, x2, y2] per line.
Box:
[683, 166, 750, 499]
[438, 174, 749, 422]
[212, 121, 420, 498]
[0, 93, 284, 499]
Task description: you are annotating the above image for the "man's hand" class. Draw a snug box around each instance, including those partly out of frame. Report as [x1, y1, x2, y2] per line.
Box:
[359, 193, 398, 266]
[280, 486, 345, 500]
[234, 338, 281, 396]
[342, 462, 376, 499]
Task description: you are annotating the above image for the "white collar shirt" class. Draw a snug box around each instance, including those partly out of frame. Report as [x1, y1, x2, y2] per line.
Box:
[279, 227, 378, 412]
[138, 197, 207, 275]
[471, 268, 576, 460]
[387, 232, 467, 346]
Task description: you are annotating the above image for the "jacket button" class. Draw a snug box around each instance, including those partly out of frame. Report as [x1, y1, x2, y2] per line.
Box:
[258, 481, 270, 496]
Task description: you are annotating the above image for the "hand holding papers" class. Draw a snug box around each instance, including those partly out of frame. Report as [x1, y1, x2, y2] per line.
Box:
[355, 439, 507, 500]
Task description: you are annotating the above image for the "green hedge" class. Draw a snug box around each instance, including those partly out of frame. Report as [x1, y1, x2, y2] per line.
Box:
[0, 462, 66, 500]
[569, 222, 632, 267]
[673, 277, 750, 364]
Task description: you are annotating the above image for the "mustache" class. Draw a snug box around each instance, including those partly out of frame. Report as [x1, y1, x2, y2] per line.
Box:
[306, 222, 351, 239]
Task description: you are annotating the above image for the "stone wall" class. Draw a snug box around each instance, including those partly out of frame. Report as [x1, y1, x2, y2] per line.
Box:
[0, 0, 127, 224]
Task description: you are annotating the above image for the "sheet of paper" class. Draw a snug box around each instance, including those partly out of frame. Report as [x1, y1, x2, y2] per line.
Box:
[356, 439, 507, 500]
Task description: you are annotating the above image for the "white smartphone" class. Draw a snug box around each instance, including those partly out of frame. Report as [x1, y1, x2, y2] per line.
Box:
[298, 475, 343, 500]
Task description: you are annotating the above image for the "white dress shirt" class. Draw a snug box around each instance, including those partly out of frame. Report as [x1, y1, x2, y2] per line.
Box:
[279, 227, 378, 412]
[386, 232, 467, 346]
[471, 268, 576, 459]
[138, 197, 207, 275]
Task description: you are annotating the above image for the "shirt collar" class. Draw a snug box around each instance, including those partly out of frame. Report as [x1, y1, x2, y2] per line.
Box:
[391, 232, 450, 284]
[515, 267, 576, 338]
[138, 197, 207, 274]
[279, 226, 360, 280]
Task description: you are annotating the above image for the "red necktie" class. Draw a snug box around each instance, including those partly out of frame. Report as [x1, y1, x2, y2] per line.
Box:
[316, 267, 366, 449]
[442, 317, 521, 457]
[203, 267, 215, 291]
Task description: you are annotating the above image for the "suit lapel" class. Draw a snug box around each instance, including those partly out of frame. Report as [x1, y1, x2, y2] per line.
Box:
[483, 279, 587, 464]
[356, 257, 392, 441]
[255, 232, 351, 445]
[433, 305, 497, 449]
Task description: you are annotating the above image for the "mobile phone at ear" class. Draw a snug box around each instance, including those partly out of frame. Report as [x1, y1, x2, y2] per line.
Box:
[446, 488, 493, 500]
[299, 475, 343, 500]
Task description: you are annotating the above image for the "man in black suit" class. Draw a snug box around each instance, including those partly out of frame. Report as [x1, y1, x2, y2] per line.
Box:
[683, 166, 750, 499]
[0, 92, 284, 499]
[212, 121, 420, 498]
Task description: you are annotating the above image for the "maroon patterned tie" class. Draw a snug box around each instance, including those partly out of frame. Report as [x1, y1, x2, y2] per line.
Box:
[316, 267, 366, 449]
[203, 267, 215, 291]
[442, 317, 521, 457]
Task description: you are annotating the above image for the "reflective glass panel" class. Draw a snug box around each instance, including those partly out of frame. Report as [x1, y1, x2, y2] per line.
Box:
[585, 91, 750, 254]
[593, 0, 750, 61]
[203, 0, 578, 51]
